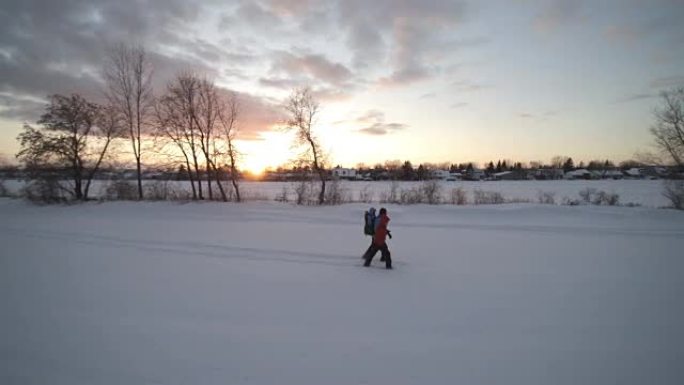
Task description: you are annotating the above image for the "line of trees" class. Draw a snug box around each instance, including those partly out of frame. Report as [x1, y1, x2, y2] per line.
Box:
[338, 157, 655, 182]
[9, 40, 683, 208]
[13, 43, 333, 204]
[14, 44, 250, 203]
[155, 73, 240, 202]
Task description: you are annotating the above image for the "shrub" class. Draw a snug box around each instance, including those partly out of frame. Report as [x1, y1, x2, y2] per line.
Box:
[325, 179, 349, 205]
[293, 180, 311, 205]
[21, 178, 68, 203]
[449, 187, 468, 205]
[473, 189, 505, 204]
[578, 188, 619, 206]
[144, 180, 170, 201]
[594, 191, 620, 206]
[104, 179, 138, 201]
[358, 185, 374, 203]
[0, 180, 8, 197]
[663, 180, 684, 210]
[275, 186, 289, 203]
[537, 190, 556, 205]
[421, 180, 441, 204]
[562, 197, 581, 206]
[399, 187, 423, 204]
[380, 181, 400, 204]
[579, 188, 597, 203]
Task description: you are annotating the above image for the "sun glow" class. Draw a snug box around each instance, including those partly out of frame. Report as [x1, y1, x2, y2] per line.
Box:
[236, 131, 295, 176]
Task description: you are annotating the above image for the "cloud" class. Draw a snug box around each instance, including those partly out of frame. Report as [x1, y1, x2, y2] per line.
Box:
[650, 75, 684, 90]
[0, 92, 46, 120]
[378, 67, 432, 87]
[533, 0, 582, 33]
[0, 0, 204, 118]
[335, 0, 472, 86]
[450, 102, 468, 109]
[267, 0, 317, 17]
[451, 80, 490, 92]
[603, 1, 684, 44]
[259, 77, 302, 90]
[355, 110, 385, 124]
[614, 93, 657, 103]
[359, 122, 408, 135]
[229, 90, 286, 141]
[270, 51, 353, 86]
[352, 109, 408, 135]
[517, 110, 558, 121]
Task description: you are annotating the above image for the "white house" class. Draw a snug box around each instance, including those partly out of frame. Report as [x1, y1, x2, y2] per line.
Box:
[448, 172, 463, 181]
[430, 169, 451, 180]
[624, 168, 642, 178]
[332, 167, 357, 180]
[564, 169, 592, 180]
[602, 170, 624, 179]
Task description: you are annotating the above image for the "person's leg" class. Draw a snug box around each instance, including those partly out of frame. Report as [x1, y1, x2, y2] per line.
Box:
[380, 244, 392, 269]
[362, 240, 373, 259]
[363, 244, 379, 266]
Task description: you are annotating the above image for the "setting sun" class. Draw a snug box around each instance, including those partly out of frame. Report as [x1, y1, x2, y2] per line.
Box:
[236, 131, 295, 176]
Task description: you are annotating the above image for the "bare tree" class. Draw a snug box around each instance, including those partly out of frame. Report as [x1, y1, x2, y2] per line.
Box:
[156, 74, 203, 200]
[104, 43, 153, 200]
[16, 94, 118, 201]
[550, 155, 570, 170]
[650, 88, 684, 209]
[155, 73, 241, 202]
[284, 87, 326, 205]
[155, 81, 199, 199]
[196, 75, 234, 201]
[651, 88, 684, 168]
[216, 92, 241, 202]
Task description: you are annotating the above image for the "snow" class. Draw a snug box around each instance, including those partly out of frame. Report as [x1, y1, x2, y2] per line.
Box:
[1, 199, 683, 384]
[0, 179, 674, 207]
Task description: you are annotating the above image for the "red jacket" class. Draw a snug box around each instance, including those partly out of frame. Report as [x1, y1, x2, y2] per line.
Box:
[373, 214, 390, 245]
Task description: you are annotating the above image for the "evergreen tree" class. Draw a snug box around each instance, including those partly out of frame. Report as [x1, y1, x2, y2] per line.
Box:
[416, 164, 427, 180]
[486, 161, 495, 175]
[563, 157, 575, 172]
[466, 163, 474, 177]
[401, 160, 415, 181]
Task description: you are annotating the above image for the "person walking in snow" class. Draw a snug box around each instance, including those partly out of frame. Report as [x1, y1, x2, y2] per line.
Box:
[363, 207, 392, 269]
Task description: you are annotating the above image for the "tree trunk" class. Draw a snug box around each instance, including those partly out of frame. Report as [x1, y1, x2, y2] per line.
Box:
[210, 160, 228, 202]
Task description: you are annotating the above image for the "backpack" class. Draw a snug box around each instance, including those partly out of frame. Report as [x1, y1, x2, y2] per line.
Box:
[364, 207, 376, 235]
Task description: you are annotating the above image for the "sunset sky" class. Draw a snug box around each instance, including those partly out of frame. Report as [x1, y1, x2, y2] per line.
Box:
[1, 0, 683, 172]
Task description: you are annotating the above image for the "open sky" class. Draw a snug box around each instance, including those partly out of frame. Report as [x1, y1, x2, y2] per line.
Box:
[1, 0, 683, 172]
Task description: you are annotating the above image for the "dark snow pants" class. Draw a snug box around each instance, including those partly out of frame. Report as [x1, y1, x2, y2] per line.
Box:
[363, 243, 392, 269]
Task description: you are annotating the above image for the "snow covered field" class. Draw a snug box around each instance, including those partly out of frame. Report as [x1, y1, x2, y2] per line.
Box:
[0, 179, 673, 207]
[1, 199, 683, 384]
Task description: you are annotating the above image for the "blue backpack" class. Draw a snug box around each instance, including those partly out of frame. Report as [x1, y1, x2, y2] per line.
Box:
[364, 207, 376, 235]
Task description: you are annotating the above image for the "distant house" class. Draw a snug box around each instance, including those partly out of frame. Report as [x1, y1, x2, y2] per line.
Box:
[641, 166, 668, 179]
[601, 170, 624, 179]
[332, 167, 357, 180]
[531, 168, 564, 180]
[493, 170, 526, 180]
[430, 169, 451, 180]
[463, 169, 485, 181]
[564, 169, 592, 180]
[624, 168, 642, 179]
[448, 172, 463, 181]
